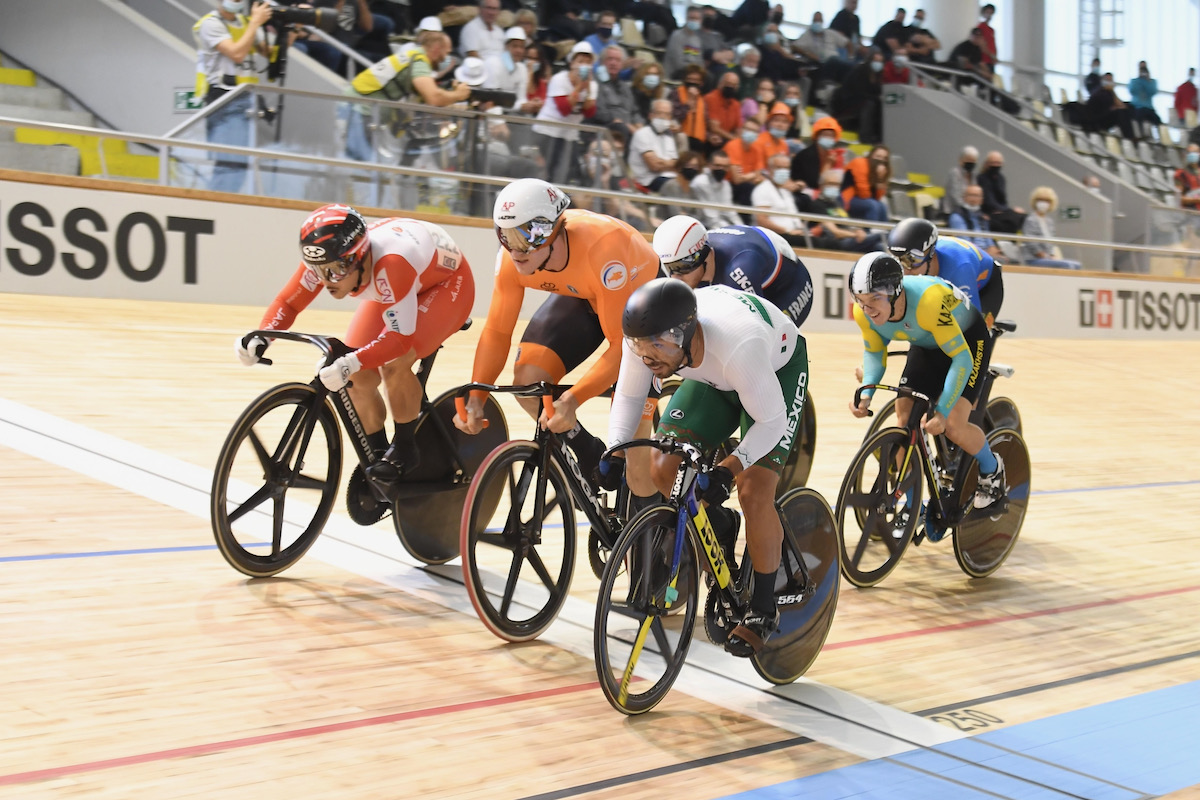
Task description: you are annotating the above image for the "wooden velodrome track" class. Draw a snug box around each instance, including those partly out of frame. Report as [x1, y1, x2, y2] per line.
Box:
[1, 288, 1199, 799]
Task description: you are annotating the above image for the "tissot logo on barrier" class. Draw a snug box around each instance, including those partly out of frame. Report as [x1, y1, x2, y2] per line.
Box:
[822, 272, 853, 319]
[1, 201, 214, 283]
[1079, 287, 1200, 331]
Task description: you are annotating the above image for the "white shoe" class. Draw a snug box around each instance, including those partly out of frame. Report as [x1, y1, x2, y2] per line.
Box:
[973, 456, 1006, 509]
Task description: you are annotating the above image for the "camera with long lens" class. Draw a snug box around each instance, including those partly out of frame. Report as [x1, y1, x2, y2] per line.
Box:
[269, 5, 338, 31]
[468, 88, 517, 108]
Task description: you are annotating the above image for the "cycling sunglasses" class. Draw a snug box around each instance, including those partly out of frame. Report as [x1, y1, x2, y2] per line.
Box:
[496, 218, 557, 253]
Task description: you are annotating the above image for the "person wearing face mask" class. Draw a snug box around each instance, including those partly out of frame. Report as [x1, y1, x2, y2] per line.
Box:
[482, 27, 536, 114]
[632, 63, 666, 122]
[843, 145, 892, 222]
[744, 76, 777, 127]
[524, 43, 551, 108]
[532, 41, 598, 184]
[942, 145, 979, 216]
[656, 151, 706, 221]
[1174, 68, 1198, 126]
[831, 50, 885, 145]
[904, 9, 940, 65]
[882, 44, 913, 85]
[1128, 61, 1162, 128]
[629, 98, 680, 192]
[192, 0, 272, 193]
[726, 117, 768, 210]
[664, 6, 707, 81]
[594, 44, 642, 139]
[704, 71, 743, 151]
[975, 151, 1026, 234]
[794, 169, 887, 253]
[790, 116, 846, 192]
[1085, 58, 1103, 98]
[583, 10, 619, 56]
[674, 64, 710, 153]
[1020, 188, 1081, 269]
[1174, 144, 1200, 210]
[758, 23, 804, 85]
[1084, 72, 1138, 141]
[690, 150, 742, 228]
[947, 184, 1002, 258]
[752, 153, 809, 245]
[754, 103, 794, 167]
[795, 11, 852, 88]
[779, 83, 808, 138]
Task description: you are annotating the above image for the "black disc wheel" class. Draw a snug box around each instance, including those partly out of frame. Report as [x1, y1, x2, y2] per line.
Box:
[835, 428, 922, 588]
[460, 441, 577, 642]
[753, 488, 840, 685]
[953, 428, 1031, 578]
[594, 504, 700, 715]
[211, 382, 342, 578]
[392, 391, 507, 565]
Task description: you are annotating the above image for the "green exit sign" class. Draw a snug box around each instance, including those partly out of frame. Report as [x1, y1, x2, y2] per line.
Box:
[884, 91, 906, 105]
[1061, 206, 1081, 220]
[174, 89, 203, 112]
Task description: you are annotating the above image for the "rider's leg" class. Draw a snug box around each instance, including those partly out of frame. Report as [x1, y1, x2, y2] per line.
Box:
[378, 349, 423, 470]
[738, 465, 783, 606]
[345, 367, 389, 453]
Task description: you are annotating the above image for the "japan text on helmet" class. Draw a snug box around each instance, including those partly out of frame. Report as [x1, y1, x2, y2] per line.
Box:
[492, 178, 571, 253]
[887, 217, 938, 270]
[652, 215, 710, 275]
[299, 204, 369, 281]
[847, 252, 904, 299]
[622, 277, 699, 365]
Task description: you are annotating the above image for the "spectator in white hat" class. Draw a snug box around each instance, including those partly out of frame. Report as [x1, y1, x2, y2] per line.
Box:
[455, 56, 489, 87]
[483, 26, 537, 113]
[532, 40, 597, 183]
[460, 0, 506, 60]
[417, 16, 442, 33]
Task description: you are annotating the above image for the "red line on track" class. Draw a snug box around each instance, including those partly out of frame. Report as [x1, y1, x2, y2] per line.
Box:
[0, 681, 599, 787]
[824, 583, 1200, 650]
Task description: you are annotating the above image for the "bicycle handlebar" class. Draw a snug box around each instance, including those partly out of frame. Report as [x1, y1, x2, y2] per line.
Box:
[453, 381, 560, 428]
[244, 329, 355, 367]
[602, 437, 708, 471]
[854, 383, 933, 416]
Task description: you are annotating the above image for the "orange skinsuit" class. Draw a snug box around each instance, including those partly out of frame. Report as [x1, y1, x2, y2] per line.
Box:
[470, 209, 660, 402]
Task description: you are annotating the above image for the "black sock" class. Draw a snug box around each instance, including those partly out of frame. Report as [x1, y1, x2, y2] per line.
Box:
[367, 429, 389, 455]
[708, 505, 738, 552]
[627, 491, 663, 518]
[564, 421, 591, 446]
[751, 569, 777, 616]
[387, 419, 420, 466]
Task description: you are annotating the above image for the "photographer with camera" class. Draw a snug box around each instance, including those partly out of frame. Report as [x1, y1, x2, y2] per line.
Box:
[192, 0, 273, 194]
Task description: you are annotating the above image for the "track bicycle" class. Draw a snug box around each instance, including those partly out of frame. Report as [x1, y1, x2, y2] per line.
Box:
[834, 324, 1030, 587]
[593, 438, 840, 715]
[457, 381, 649, 642]
[211, 326, 508, 577]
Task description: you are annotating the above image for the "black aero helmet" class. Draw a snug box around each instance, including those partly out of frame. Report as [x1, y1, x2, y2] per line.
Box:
[887, 217, 938, 269]
[299, 203, 370, 280]
[622, 278, 699, 357]
[847, 252, 905, 298]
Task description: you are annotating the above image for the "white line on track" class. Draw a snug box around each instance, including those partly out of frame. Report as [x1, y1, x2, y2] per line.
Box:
[0, 396, 960, 758]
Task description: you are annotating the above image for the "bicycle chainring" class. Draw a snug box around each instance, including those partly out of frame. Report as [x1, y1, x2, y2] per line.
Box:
[704, 588, 735, 645]
[588, 528, 611, 579]
[346, 464, 391, 526]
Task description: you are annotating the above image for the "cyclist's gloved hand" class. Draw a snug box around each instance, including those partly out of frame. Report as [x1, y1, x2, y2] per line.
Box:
[319, 353, 362, 391]
[696, 465, 734, 507]
[235, 333, 269, 366]
[594, 456, 625, 492]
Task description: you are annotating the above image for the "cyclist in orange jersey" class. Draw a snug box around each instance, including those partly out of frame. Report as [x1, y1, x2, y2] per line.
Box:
[454, 178, 661, 492]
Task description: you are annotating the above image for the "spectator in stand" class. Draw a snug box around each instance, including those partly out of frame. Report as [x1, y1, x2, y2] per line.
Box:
[664, 6, 707, 81]
[832, 49, 884, 145]
[1021, 187, 1082, 269]
[691, 149, 742, 228]
[947, 184, 1002, 258]
[482, 109, 542, 180]
[546, 0, 585, 44]
[1174, 143, 1200, 210]
[942, 145, 978, 215]
[658, 150, 705, 218]
[704, 70, 743, 152]
[758, 22, 803, 84]
[976, 3, 997, 67]
[843, 145, 891, 222]
[1083, 173, 1105, 195]
[631, 62, 667, 122]
[871, 7, 909, 60]
[779, 82, 807, 138]
[791, 116, 846, 191]
[977, 150, 1025, 234]
[459, 0, 506, 60]
[594, 45, 641, 136]
[579, 137, 653, 230]
[743, 77, 778, 128]
[514, 8, 538, 42]
[946, 28, 992, 90]
[795, 169, 887, 252]
[524, 43, 551, 107]
[325, 0, 394, 64]
[905, 9, 940, 65]
[531, 41, 597, 184]
[483, 27, 539, 114]
[882, 44, 912, 85]
[829, 0, 864, 55]
[755, 102, 793, 166]
[1174, 68, 1198, 125]
[630, 98, 680, 192]
[727, 116, 766, 206]
[794, 11, 853, 86]
[752, 152, 808, 245]
[674, 64, 710, 152]
[1128, 61, 1163, 128]
[1084, 56, 1103, 98]
[735, 46, 764, 99]
[582, 10, 619, 56]
[1085, 72, 1138, 141]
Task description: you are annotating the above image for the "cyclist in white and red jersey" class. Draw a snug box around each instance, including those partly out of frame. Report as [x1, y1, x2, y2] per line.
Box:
[235, 203, 475, 490]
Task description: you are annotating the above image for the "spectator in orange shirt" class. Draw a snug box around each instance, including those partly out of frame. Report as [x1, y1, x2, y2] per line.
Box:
[843, 144, 892, 221]
[754, 102, 793, 163]
[704, 70, 743, 152]
[674, 64, 709, 152]
[726, 116, 766, 207]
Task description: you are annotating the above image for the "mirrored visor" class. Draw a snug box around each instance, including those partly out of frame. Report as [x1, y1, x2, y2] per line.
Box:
[496, 218, 556, 253]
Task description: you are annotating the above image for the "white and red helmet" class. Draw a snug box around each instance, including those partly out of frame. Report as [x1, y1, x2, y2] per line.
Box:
[652, 215, 710, 275]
